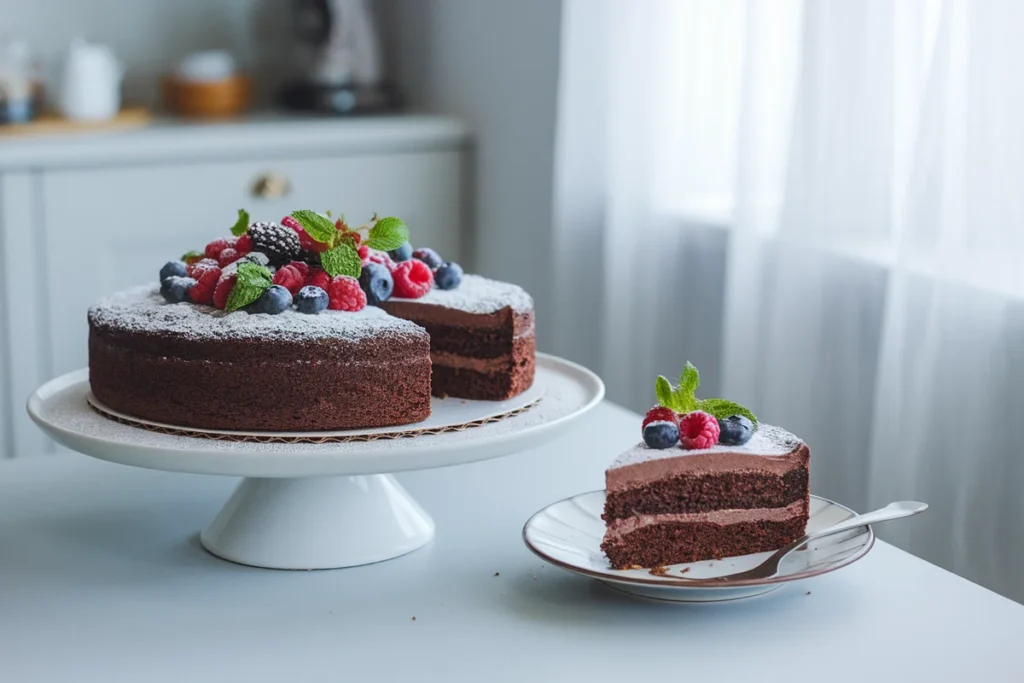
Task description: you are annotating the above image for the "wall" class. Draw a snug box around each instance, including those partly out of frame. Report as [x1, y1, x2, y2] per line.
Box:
[383, 0, 563, 347]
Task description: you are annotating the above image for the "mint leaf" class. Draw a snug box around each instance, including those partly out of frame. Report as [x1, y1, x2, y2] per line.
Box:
[291, 209, 337, 244]
[365, 216, 409, 252]
[226, 262, 272, 312]
[181, 249, 204, 264]
[697, 398, 758, 427]
[680, 361, 700, 395]
[321, 242, 362, 278]
[655, 376, 674, 409]
[230, 209, 250, 237]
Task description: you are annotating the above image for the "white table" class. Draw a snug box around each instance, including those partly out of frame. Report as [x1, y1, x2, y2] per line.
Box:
[1, 402, 1021, 682]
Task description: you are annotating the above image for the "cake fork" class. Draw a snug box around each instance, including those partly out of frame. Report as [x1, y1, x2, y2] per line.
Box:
[683, 500, 928, 582]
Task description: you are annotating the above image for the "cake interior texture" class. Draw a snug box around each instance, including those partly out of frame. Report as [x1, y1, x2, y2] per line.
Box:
[601, 425, 810, 568]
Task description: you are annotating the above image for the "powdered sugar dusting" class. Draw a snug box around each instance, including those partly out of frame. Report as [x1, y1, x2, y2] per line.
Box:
[391, 274, 533, 314]
[609, 424, 803, 469]
[89, 285, 425, 342]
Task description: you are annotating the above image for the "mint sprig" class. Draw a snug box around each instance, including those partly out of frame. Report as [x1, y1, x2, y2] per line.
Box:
[230, 209, 250, 237]
[226, 262, 272, 312]
[321, 242, 362, 278]
[291, 209, 337, 244]
[655, 361, 758, 427]
[365, 217, 409, 252]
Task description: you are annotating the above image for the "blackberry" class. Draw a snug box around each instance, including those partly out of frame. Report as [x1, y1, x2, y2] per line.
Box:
[247, 221, 301, 266]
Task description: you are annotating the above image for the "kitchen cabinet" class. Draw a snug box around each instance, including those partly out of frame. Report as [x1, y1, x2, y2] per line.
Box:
[0, 115, 470, 459]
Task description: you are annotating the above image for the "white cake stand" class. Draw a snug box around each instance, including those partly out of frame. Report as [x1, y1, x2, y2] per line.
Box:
[28, 353, 604, 570]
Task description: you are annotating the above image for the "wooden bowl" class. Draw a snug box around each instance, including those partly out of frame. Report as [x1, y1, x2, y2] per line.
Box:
[162, 74, 251, 119]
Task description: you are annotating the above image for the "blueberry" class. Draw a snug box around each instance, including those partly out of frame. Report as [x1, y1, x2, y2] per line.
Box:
[388, 242, 413, 262]
[643, 421, 679, 449]
[250, 285, 292, 314]
[295, 285, 329, 314]
[358, 263, 394, 305]
[434, 262, 463, 290]
[160, 276, 195, 303]
[412, 247, 443, 269]
[718, 415, 754, 446]
[160, 260, 188, 282]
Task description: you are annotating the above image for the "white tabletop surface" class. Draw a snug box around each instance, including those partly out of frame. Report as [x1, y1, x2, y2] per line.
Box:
[1, 402, 1021, 682]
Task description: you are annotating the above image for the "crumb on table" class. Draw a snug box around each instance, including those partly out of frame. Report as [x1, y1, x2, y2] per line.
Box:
[679, 567, 691, 574]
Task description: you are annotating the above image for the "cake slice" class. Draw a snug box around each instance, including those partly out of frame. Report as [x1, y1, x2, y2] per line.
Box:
[601, 425, 810, 568]
[380, 274, 535, 400]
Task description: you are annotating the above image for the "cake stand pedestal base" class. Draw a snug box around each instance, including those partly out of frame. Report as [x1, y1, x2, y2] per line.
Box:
[199, 475, 435, 570]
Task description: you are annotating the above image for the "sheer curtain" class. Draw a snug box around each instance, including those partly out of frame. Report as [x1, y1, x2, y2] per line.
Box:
[554, 0, 1024, 601]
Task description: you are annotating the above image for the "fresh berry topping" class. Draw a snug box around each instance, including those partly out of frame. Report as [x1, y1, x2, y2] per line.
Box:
[217, 248, 239, 268]
[358, 245, 369, 260]
[235, 233, 253, 255]
[392, 259, 434, 299]
[283, 215, 330, 254]
[717, 415, 754, 446]
[642, 406, 679, 434]
[434, 261, 463, 290]
[189, 265, 222, 305]
[204, 238, 232, 260]
[295, 285, 329, 314]
[328, 275, 367, 311]
[247, 221, 302, 266]
[250, 284, 293, 315]
[412, 247, 443, 269]
[160, 276, 195, 303]
[273, 264, 305, 295]
[365, 249, 396, 271]
[359, 263, 394, 306]
[679, 410, 721, 450]
[305, 268, 332, 292]
[188, 257, 219, 277]
[643, 421, 680, 449]
[213, 273, 237, 310]
[388, 242, 413, 262]
[286, 260, 310, 277]
[159, 260, 188, 282]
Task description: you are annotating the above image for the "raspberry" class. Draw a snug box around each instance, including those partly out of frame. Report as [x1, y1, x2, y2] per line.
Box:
[366, 249, 396, 271]
[188, 257, 220, 277]
[282, 215, 330, 253]
[358, 245, 369, 260]
[189, 265, 222, 305]
[392, 259, 434, 298]
[205, 238, 232, 260]
[679, 410, 721, 450]
[286, 260, 310, 278]
[642, 406, 679, 435]
[217, 248, 239, 268]
[213, 273, 236, 310]
[305, 268, 331, 291]
[329, 275, 367, 312]
[235, 233, 253, 255]
[273, 264, 304, 295]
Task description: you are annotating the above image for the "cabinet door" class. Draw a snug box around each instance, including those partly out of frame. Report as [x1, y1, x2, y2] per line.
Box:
[42, 149, 465, 377]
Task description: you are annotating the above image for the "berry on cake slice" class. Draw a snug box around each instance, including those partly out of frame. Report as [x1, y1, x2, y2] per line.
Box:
[159, 260, 188, 282]
[679, 410, 720, 450]
[392, 259, 433, 298]
[248, 221, 302, 266]
[250, 284, 292, 314]
[286, 260, 310, 277]
[718, 415, 754, 446]
[282, 215, 331, 254]
[212, 273, 237, 310]
[217, 248, 239, 268]
[412, 247, 443, 269]
[434, 261, 463, 290]
[359, 263, 394, 305]
[160, 276, 196, 303]
[305, 267, 332, 292]
[365, 249, 396, 271]
[328, 275, 367, 312]
[235, 233, 253, 255]
[388, 242, 413, 262]
[189, 265, 222, 305]
[188, 257, 220, 277]
[643, 421, 679, 449]
[273, 264, 305, 295]
[295, 285, 329, 314]
[642, 406, 679, 434]
[204, 237, 232, 260]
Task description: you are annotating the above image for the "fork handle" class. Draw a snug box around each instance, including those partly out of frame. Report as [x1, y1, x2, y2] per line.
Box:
[801, 500, 928, 545]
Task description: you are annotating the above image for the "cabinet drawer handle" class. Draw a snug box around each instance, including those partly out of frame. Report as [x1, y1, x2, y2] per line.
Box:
[251, 172, 291, 199]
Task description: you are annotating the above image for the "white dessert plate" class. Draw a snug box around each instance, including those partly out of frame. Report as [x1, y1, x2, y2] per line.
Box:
[84, 369, 545, 440]
[523, 491, 874, 603]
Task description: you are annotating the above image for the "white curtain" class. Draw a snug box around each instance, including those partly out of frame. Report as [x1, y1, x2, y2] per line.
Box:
[554, 0, 1024, 601]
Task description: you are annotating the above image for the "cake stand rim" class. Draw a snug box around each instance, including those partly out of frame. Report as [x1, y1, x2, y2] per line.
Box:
[27, 353, 605, 478]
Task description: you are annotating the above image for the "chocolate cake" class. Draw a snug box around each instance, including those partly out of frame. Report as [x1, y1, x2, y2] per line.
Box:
[601, 425, 810, 568]
[381, 275, 535, 400]
[88, 286, 433, 431]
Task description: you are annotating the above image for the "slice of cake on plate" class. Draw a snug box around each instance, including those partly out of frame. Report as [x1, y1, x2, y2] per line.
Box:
[87, 209, 535, 432]
[601, 363, 810, 569]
